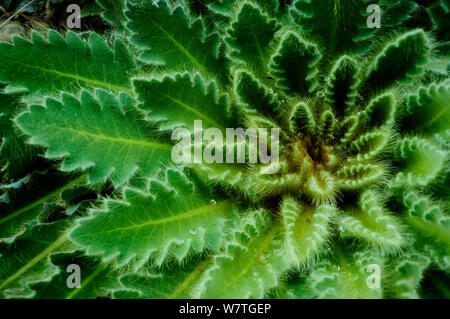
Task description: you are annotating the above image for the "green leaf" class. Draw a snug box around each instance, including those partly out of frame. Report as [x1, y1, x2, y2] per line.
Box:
[191, 161, 245, 189]
[341, 93, 396, 163]
[427, 0, 450, 42]
[308, 246, 384, 298]
[70, 168, 232, 268]
[196, 209, 287, 298]
[337, 114, 359, 145]
[96, 0, 127, 29]
[423, 244, 450, 273]
[390, 137, 447, 188]
[113, 256, 212, 299]
[364, 29, 431, 91]
[288, 101, 316, 134]
[386, 252, 430, 299]
[290, 0, 417, 55]
[80, 2, 104, 18]
[401, 82, 450, 139]
[269, 30, 321, 95]
[0, 171, 85, 240]
[361, 92, 396, 130]
[15, 89, 171, 187]
[126, 0, 228, 83]
[325, 55, 361, 117]
[270, 272, 312, 299]
[0, 90, 36, 180]
[133, 72, 233, 132]
[224, 2, 280, 71]
[336, 163, 385, 190]
[338, 190, 404, 252]
[346, 129, 391, 164]
[317, 110, 337, 142]
[302, 170, 338, 205]
[233, 69, 281, 117]
[0, 219, 74, 298]
[0, 30, 136, 97]
[28, 251, 120, 299]
[208, 0, 279, 17]
[281, 196, 336, 268]
[403, 191, 450, 271]
[290, 0, 369, 54]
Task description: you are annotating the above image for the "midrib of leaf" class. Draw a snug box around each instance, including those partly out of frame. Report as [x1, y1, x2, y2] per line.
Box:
[214, 223, 279, 296]
[164, 94, 226, 130]
[407, 216, 450, 246]
[427, 101, 449, 127]
[0, 235, 68, 290]
[57, 127, 172, 150]
[20, 63, 133, 95]
[65, 261, 111, 299]
[251, 25, 266, 69]
[168, 256, 212, 299]
[0, 175, 87, 227]
[333, 0, 342, 37]
[148, 16, 211, 80]
[94, 200, 230, 235]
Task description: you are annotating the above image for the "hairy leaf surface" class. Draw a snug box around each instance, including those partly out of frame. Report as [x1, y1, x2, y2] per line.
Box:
[71, 169, 232, 267]
[15, 90, 171, 186]
[126, 0, 227, 82]
[0, 30, 136, 97]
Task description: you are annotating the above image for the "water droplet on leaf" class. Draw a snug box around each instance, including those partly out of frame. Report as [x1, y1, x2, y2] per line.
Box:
[174, 238, 184, 245]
